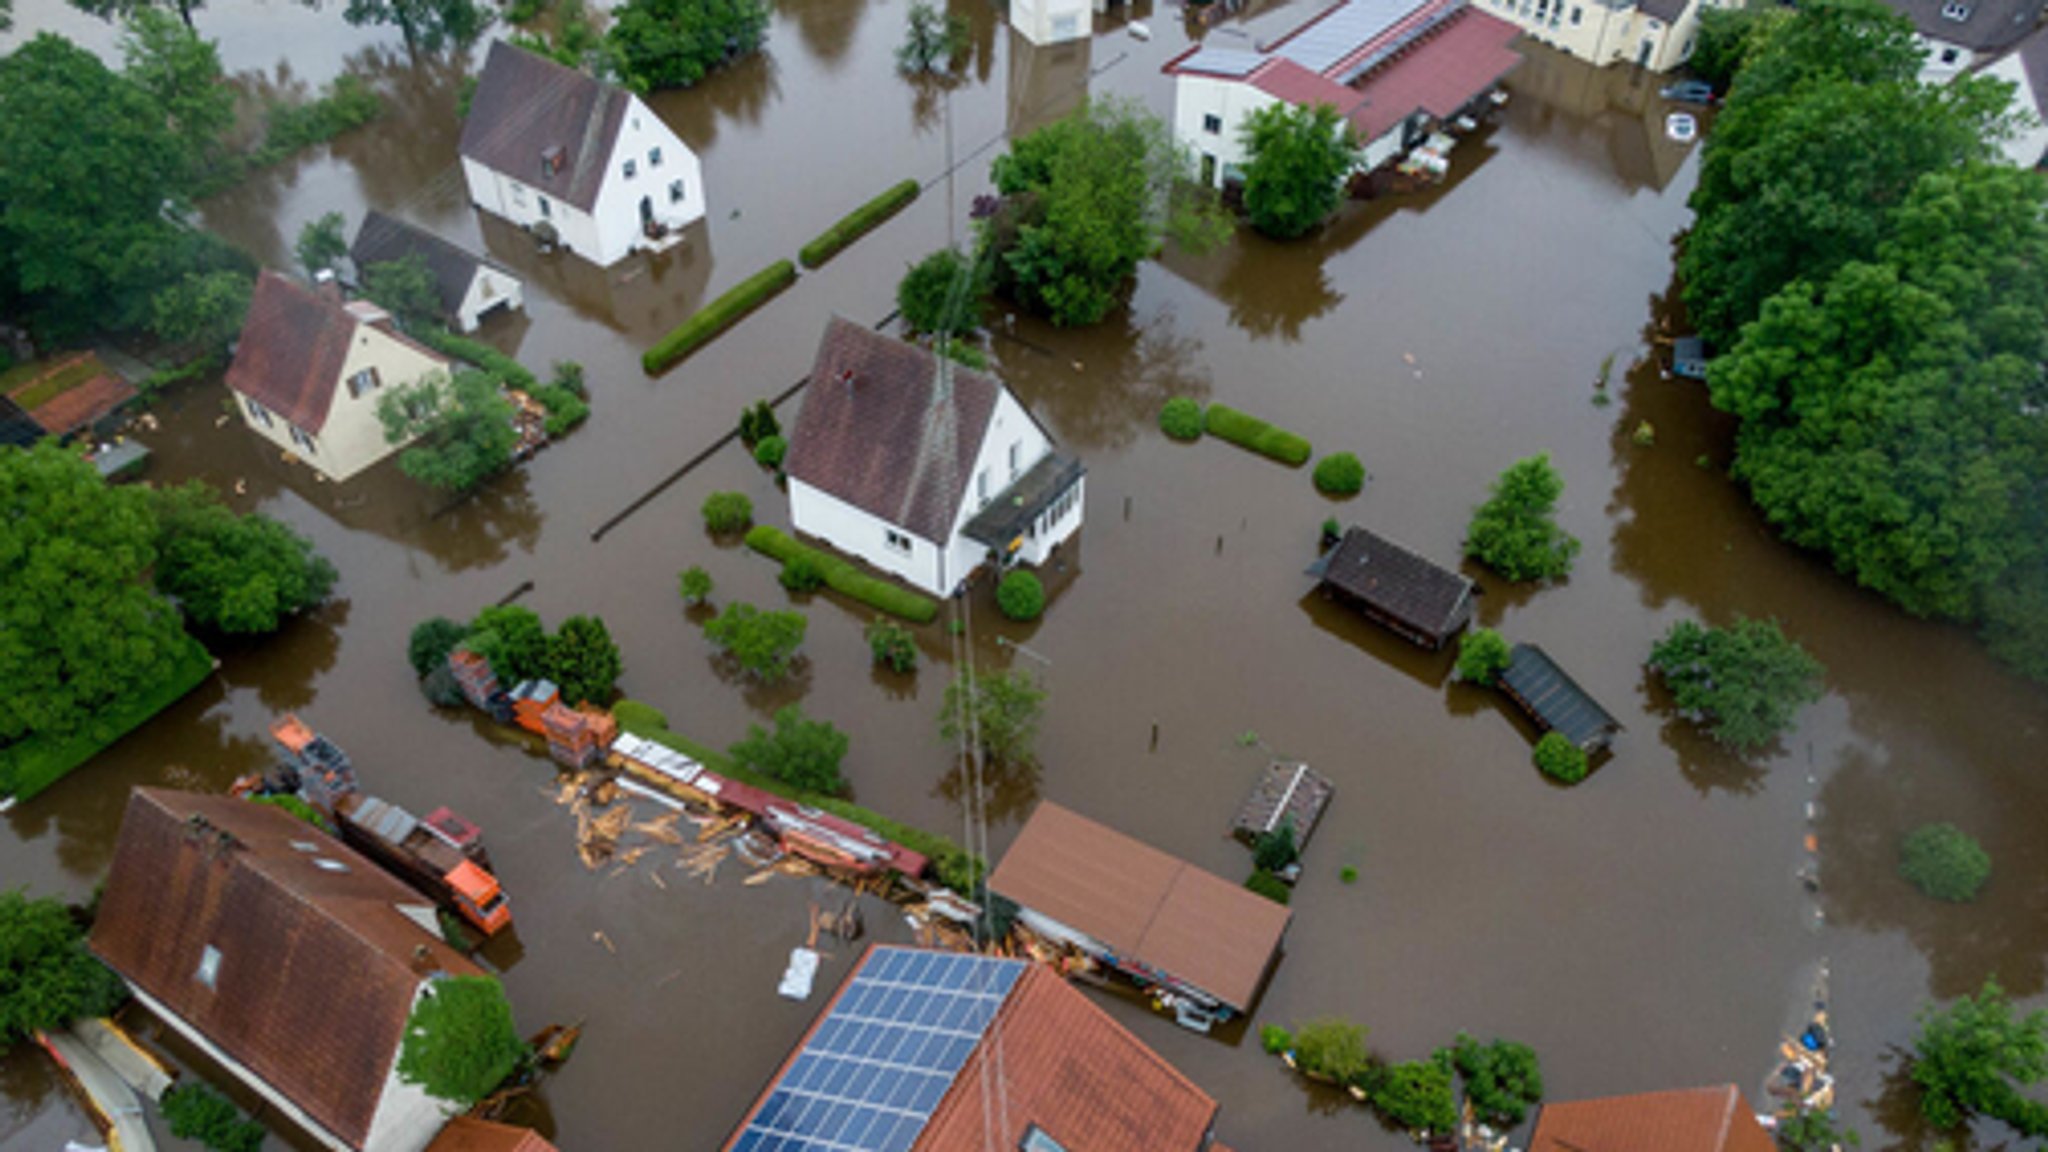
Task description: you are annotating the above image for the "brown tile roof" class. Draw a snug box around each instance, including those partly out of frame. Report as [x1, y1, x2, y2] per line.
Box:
[350, 211, 508, 320]
[1529, 1085, 1777, 1152]
[459, 41, 629, 214]
[989, 801, 1291, 1014]
[1636, 0, 1691, 23]
[89, 789, 482, 1149]
[1342, 8, 1524, 141]
[5, 353, 136, 438]
[916, 963, 1218, 1152]
[225, 271, 361, 435]
[787, 316, 1002, 544]
[1312, 526, 1477, 644]
[427, 1118, 559, 1152]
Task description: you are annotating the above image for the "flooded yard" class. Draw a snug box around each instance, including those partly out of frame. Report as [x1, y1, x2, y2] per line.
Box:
[4, 0, 2046, 1148]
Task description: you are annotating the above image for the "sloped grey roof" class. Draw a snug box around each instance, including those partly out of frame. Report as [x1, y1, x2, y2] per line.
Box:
[1883, 0, 2045, 51]
[350, 211, 512, 319]
[459, 40, 629, 213]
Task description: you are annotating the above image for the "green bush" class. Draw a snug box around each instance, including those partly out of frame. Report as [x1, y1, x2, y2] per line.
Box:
[611, 698, 669, 732]
[1465, 454, 1580, 582]
[1159, 396, 1205, 441]
[409, 617, 470, 679]
[936, 338, 988, 370]
[1340, 865, 1358, 884]
[161, 1083, 265, 1152]
[678, 566, 713, 605]
[0, 636, 214, 802]
[800, 179, 921, 268]
[1261, 1024, 1294, 1055]
[1648, 617, 1825, 752]
[867, 618, 919, 673]
[779, 555, 826, 592]
[0, 892, 128, 1044]
[250, 793, 331, 831]
[996, 570, 1045, 621]
[1369, 1058, 1458, 1135]
[754, 434, 787, 469]
[1900, 824, 1992, 902]
[730, 704, 849, 794]
[1313, 452, 1367, 495]
[1456, 627, 1511, 686]
[533, 384, 589, 438]
[643, 261, 797, 373]
[1533, 732, 1589, 784]
[898, 248, 987, 336]
[413, 328, 537, 390]
[1446, 1033, 1544, 1128]
[1253, 820, 1299, 872]
[737, 399, 779, 446]
[703, 602, 807, 684]
[745, 525, 940, 623]
[1203, 403, 1312, 466]
[1292, 1018, 1371, 1083]
[1322, 516, 1341, 541]
[550, 360, 588, 398]
[1245, 869, 1291, 904]
[702, 491, 753, 535]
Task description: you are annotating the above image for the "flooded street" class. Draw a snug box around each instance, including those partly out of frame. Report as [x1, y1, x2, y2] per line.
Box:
[6, 0, 2048, 1147]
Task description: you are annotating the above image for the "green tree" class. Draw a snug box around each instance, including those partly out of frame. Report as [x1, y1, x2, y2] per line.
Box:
[1291, 1017, 1371, 1083]
[362, 253, 443, 331]
[607, 0, 769, 92]
[995, 570, 1044, 622]
[983, 97, 1228, 326]
[1899, 824, 1992, 903]
[160, 1083, 264, 1152]
[408, 617, 469, 679]
[1647, 617, 1825, 752]
[1, 0, 12, 31]
[1689, 5, 1787, 91]
[120, 10, 233, 178]
[703, 603, 807, 684]
[71, 0, 202, 32]
[342, 0, 486, 52]
[1912, 979, 2048, 1138]
[1464, 454, 1580, 582]
[1253, 820, 1298, 872]
[866, 618, 918, 673]
[295, 212, 349, 278]
[377, 370, 518, 493]
[395, 975, 526, 1106]
[508, 0, 623, 78]
[938, 668, 1045, 767]
[1238, 102, 1358, 239]
[1776, 1109, 1860, 1152]
[547, 614, 622, 706]
[0, 444, 191, 749]
[896, 1, 967, 75]
[1533, 732, 1588, 784]
[466, 605, 549, 685]
[729, 704, 850, 794]
[1369, 1057, 1458, 1135]
[1446, 1033, 1544, 1128]
[1456, 627, 1511, 686]
[0, 890, 127, 1048]
[897, 248, 986, 336]
[150, 270, 251, 357]
[678, 566, 713, 605]
[150, 482, 337, 634]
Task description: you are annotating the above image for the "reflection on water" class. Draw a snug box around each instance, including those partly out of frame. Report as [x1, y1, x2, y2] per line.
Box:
[475, 211, 718, 342]
[995, 305, 1212, 451]
[1503, 40, 1695, 193]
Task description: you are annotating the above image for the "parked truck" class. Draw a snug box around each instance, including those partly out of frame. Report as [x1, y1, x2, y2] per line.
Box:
[333, 792, 513, 936]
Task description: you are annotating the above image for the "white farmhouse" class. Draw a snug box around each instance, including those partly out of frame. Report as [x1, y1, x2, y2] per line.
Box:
[1166, 0, 1523, 187]
[1981, 25, 2048, 166]
[1476, 0, 1719, 73]
[458, 41, 705, 266]
[225, 270, 450, 483]
[348, 210, 525, 333]
[786, 317, 1085, 598]
[1880, 0, 2046, 81]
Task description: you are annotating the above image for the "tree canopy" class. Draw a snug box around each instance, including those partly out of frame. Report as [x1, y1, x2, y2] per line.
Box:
[547, 614, 622, 706]
[1464, 454, 1580, 582]
[362, 253, 443, 332]
[1647, 617, 1824, 752]
[607, 0, 769, 92]
[342, 0, 486, 52]
[897, 248, 986, 336]
[1445, 1033, 1544, 1128]
[120, 9, 234, 181]
[150, 481, 338, 634]
[378, 370, 519, 493]
[703, 602, 808, 684]
[0, 890, 127, 1048]
[466, 605, 549, 685]
[730, 705, 850, 794]
[296, 212, 349, 278]
[1912, 979, 2048, 1138]
[938, 668, 1045, 768]
[1238, 102, 1358, 239]
[395, 975, 526, 1105]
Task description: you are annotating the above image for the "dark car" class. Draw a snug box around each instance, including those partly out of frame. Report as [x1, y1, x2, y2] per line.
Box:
[1660, 79, 1716, 105]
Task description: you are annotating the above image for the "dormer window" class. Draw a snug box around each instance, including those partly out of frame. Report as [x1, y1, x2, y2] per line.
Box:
[1020, 1127, 1068, 1152]
[1941, 1, 1971, 18]
[541, 145, 567, 177]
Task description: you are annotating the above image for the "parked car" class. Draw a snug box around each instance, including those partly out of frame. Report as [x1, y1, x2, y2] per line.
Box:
[1660, 79, 1716, 105]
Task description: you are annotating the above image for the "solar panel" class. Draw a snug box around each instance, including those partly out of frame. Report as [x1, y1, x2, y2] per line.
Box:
[1173, 47, 1265, 77]
[732, 948, 1025, 1152]
[1275, 0, 1420, 73]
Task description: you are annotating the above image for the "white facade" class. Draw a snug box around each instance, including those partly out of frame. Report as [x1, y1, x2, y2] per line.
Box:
[461, 98, 705, 267]
[1476, 0, 1711, 70]
[1011, 0, 1093, 45]
[1984, 46, 2048, 165]
[454, 265, 525, 333]
[1917, 33, 1980, 80]
[1174, 74, 1279, 188]
[231, 312, 447, 483]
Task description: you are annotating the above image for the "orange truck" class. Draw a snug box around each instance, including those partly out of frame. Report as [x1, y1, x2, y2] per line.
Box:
[334, 793, 513, 936]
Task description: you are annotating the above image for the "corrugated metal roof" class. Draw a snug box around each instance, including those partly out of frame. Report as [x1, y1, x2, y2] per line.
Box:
[1174, 47, 1266, 76]
[1275, 0, 1425, 73]
[1501, 644, 1621, 751]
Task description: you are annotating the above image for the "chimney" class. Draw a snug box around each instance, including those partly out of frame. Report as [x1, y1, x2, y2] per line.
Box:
[312, 268, 342, 304]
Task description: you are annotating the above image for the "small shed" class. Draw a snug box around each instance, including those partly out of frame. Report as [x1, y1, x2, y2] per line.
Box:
[1307, 526, 1479, 650]
[349, 210, 525, 333]
[3, 353, 136, 441]
[1672, 337, 1711, 381]
[1230, 761, 1333, 850]
[1499, 643, 1622, 752]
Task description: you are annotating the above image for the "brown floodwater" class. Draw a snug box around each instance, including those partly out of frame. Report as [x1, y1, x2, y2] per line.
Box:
[6, 0, 2048, 1148]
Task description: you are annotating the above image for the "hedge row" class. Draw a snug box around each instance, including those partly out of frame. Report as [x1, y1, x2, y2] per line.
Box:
[0, 637, 214, 801]
[744, 525, 940, 624]
[799, 180, 921, 269]
[1204, 403, 1312, 467]
[643, 261, 798, 374]
[612, 699, 981, 890]
[416, 328, 537, 390]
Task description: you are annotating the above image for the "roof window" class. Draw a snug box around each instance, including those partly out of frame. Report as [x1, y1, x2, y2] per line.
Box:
[312, 858, 350, 873]
[1941, 1, 1971, 18]
[541, 145, 567, 176]
[289, 840, 318, 853]
[196, 945, 221, 989]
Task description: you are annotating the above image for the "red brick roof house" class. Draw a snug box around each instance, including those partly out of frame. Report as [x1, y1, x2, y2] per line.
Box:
[90, 789, 484, 1152]
[1528, 1085, 1777, 1152]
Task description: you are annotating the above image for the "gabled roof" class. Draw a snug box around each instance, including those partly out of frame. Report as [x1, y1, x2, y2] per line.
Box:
[1501, 643, 1622, 751]
[226, 272, 357, 434]
[1529, 1085, 1776, 1152]
[350, 210, 511, 319]
[989, 801, 1291, 1014]
[1637, 0, 1691, 24]
[3, 352, 136, 439]
[460, 41, 632, 214]
[787, 316, 1003, 544]
[1309, 526, 1477, 641]
[90, 789, 482, 1149]
[2006, 21, 2048, 111]
[428, 1118, 559, 1152]
[1341, 7, 1524, 140]
[1884, 0, 2046, 50]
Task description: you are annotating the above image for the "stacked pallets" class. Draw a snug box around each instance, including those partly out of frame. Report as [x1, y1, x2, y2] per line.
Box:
[449, 649, 500, 710]
[542, 702, 610, 769]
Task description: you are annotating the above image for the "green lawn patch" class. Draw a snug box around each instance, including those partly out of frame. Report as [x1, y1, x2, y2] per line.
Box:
[744, 525, 940, 624]
[0, 636, 213, 801]
[799, 180, 921, 269]
[1204, 403, 1312, 467]
[644, 261, 798, 374]
[613, 699, 980, 889]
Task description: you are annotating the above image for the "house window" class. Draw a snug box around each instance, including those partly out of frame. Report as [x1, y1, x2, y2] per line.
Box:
[1051, 12, 1079, 36]
[510, 183, 528, 208]
[312, 858, 349, 873]
[669, 179, 686, 204]
[976, 469, 988, 506]
[538, 195, 551, 218]
[1940, 45, 1960, 62]
[346, 366, 381, 398]
[1571, 4, 1581, 20]
[245, 396, 273, 428]
[1202, 113, 1223, 134]
[289, 424, 318, 455]
[885, 529, 913, 554]
[624, 158, 637, 179]
[196, 945, 221, 989]
[649, 146, 663, 168]
[1008, 441, 1021, 479]
[1941, 0, 1971, 17]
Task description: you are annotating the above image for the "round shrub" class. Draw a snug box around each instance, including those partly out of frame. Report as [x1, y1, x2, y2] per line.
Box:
[996, 569, 1045, 621]
[1533, 732, 1589, 784]
[1900, 823, 1991, 902]
[866, 618, 918, 673]
[754, 435, 787, 469]
[1244, 869, 1290, 905]
[408, 616, 469, 679]
[898, 248, 987, 336]
[779, 556, 826, 593]
[1260, 1024, 1294, 1055]
[1456, 627, 1511, 686]
[1313, 452, 1366, 496]
[1159, 396, 1205, 441]
[678, 565, 713, 605]
[702, 491, 753, 535]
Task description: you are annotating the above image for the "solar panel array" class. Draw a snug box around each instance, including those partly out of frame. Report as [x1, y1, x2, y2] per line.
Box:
[1277, 0, 1422, 73]
[1173, 47, 1266, 77]
[732, 949, 1026, 1152]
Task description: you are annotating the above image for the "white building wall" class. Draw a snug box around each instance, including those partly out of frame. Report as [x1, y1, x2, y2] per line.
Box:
[1011, 0, 1093, 46]
[454, 268, 525, 333]
[1984, 50, 2048, 165]
[231, 326, 446, 483]
[1916, 33, 1978, 82]
[789, 479, 946, 595]
[946, 390, 1055, 575]
[588, 95, 708, 264]
[358, 981, 459, 1152]
[1476, 0, 1708, 69]
[460, 157, 605, 263]
[1173, 74, 1280, 188]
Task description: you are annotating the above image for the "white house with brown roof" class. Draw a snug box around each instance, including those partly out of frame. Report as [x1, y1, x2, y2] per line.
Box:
[350, 210, 525, 333]
[90, 789, 487, 1152]
[786, 317, 1086, 597]
[226, 270, 450, 483]
[1980, 24, 2048, 164]
[459, 41, 705, 266]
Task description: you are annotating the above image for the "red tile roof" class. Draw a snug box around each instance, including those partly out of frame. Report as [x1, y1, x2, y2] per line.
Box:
[225, 271, 360, 435]
[1529, 1085, 1778, 1152]
[1342, 9, 1524, 140]
[90, 789, 483, 1150]
[1249, 58, 1362, 110]
[459, 40, 630, 214]
[5, 354, 135, 438]
[427, 1118, 559, 1152]
[915, 964, 1218, 1152]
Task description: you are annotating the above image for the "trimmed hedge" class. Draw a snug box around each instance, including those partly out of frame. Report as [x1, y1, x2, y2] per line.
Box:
[643, 261, 798, 373]
[799, 179, 921, 269]
[745, 525, 940, 624]
[0, 636, 213, 801]
[416, 328, 537, 390]
[1204, 403, 1312, 466]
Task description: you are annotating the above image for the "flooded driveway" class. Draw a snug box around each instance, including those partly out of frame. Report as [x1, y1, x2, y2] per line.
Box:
[4, 0, 2046, 1148]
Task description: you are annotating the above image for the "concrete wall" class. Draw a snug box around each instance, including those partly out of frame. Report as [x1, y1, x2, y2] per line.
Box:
[1011, 0, 1093, 46]
[1172, 74, 1280, 188]
[454, 267, 525, 333]
[231, 324, 446, 483]
[1478, 0, 1711, 70]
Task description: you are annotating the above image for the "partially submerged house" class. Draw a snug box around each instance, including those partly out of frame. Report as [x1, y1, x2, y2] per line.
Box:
[1164, 0, 1523, 186]
[990, 800, 1292, 1025]
[1482, 0, 1717, 72]
[90, 788, 485, 1152]
[1881, 0, 2047, 80]
[787, 316, 1086, 597]
[1499, 643, 1622, 753]
[1529, 1085, 1775, 1152]
[1307, 526, 1479, 650]
[722, 944, 1224, 1152]
[225, 270, 450, 483]
[349, 210, 526, 333]
[459, 41, 705, 266]
[1980, 24, 2048, 167]
[1231, 761, 1334, 851]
